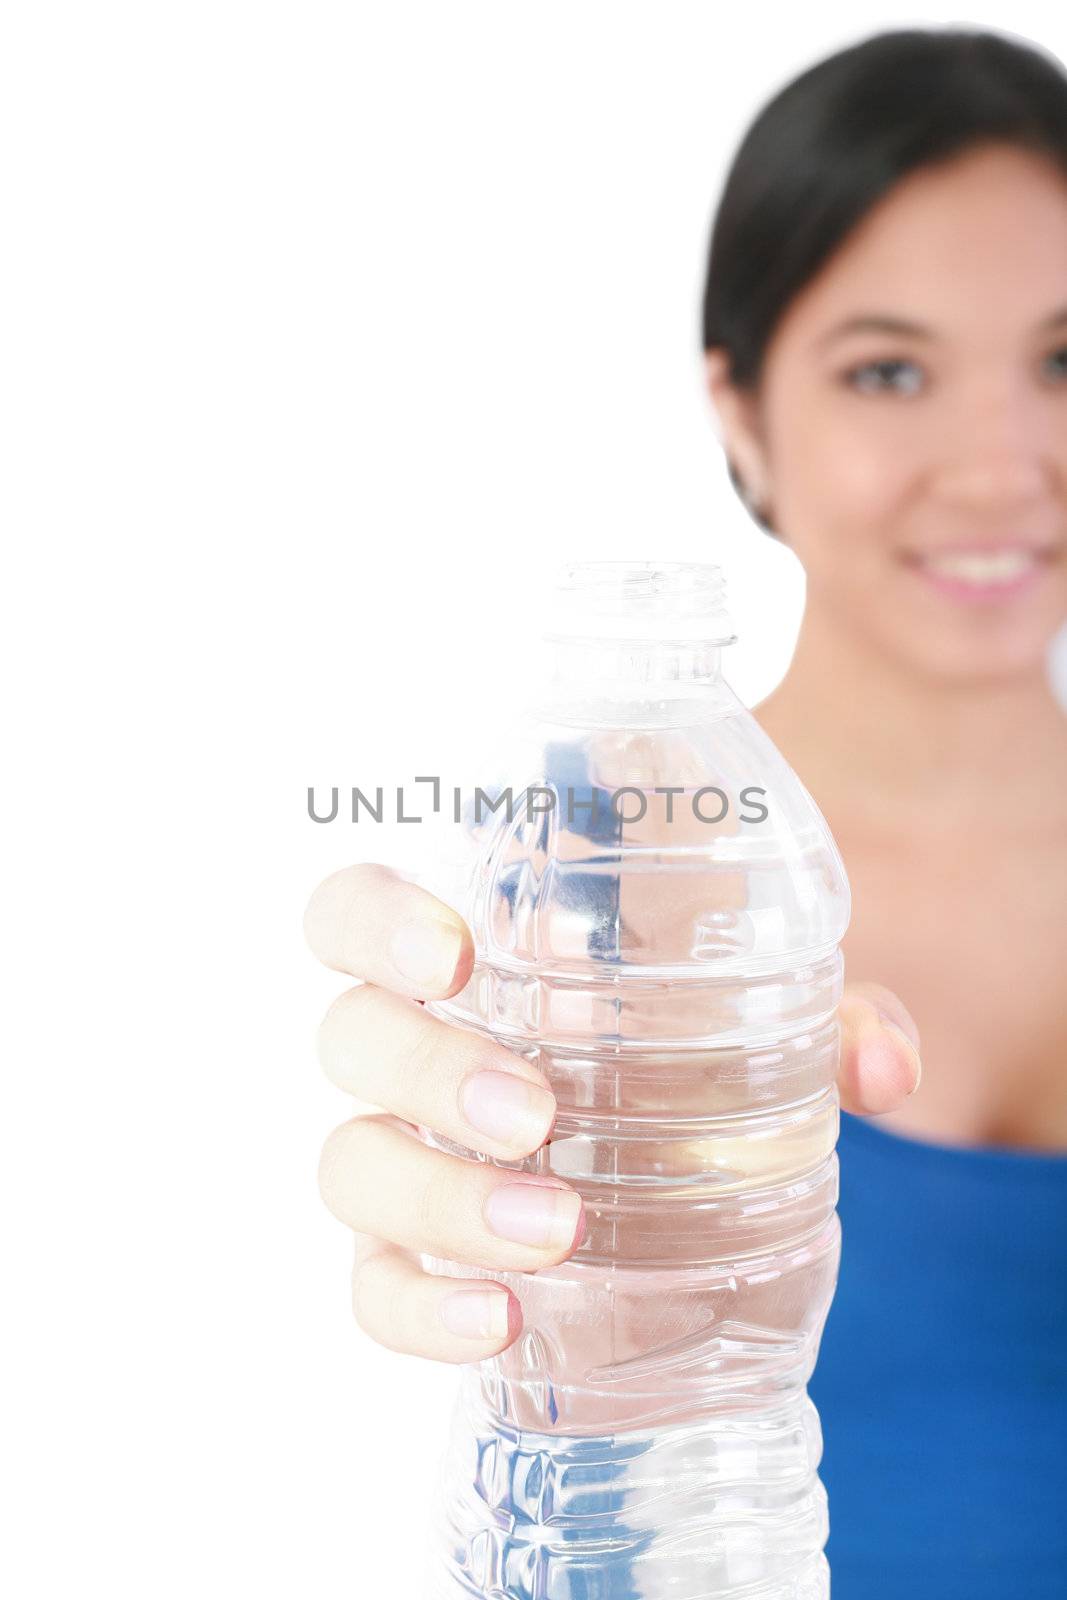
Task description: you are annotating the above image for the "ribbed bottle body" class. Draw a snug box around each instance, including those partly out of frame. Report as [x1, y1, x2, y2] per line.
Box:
[417, 565, 850, 1597]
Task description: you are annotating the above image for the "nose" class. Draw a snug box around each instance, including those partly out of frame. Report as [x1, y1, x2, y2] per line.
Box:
[934, 451, 1048, 509]
[931, 385, 1055, 513]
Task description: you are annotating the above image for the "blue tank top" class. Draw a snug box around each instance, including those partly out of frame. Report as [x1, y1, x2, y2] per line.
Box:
[810, 1109, 1067, 1596]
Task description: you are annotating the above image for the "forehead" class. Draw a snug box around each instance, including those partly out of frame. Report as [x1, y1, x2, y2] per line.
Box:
[776, 143, 1067, 338]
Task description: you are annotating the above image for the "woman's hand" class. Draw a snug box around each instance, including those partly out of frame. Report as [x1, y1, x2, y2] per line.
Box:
[305, 864, 922, 1366]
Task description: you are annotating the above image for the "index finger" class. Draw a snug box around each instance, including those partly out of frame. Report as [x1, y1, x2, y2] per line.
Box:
[303, 863, 475, 1000]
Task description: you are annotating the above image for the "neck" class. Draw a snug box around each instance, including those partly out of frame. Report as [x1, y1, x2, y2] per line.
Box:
[753, 594, 1067, 831]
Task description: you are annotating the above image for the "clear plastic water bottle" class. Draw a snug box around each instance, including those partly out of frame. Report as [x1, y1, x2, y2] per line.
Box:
[419, 561, 850, 1599]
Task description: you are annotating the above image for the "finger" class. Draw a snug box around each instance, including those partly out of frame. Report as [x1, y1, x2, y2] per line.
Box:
[318, 984, 556, 1160]
[350, 1233, 523, 1363]
[837, 982, 922, 1115]
[318, 1113, 586, 1273]
[303, 863, 474, 1000]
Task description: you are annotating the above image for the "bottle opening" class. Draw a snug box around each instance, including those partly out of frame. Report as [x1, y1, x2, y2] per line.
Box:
[545, 561, 737, 645]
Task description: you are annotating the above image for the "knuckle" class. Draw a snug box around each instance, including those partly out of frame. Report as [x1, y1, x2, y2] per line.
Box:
[317, 1114, 376, 1214]
[303, 868, 353, 963]
[316, 1122, 352, 1210]
[412, 1159, 449, 1244]
[351, 1249, 393, 1335]
[412, 1151, 476, 1253]
[378, 998, 480, 1120]
[413, 1155, 503, 1266]
[316, 983, 377, 1085]
[393, 1007, 446, 1104]
[304, 863, 395, 975]
[399, 1014, 491, 1119]
[353, 1254, 417, 1351]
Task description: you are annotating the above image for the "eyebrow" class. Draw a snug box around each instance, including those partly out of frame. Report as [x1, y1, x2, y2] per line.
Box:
[815, 304, 1067, 349]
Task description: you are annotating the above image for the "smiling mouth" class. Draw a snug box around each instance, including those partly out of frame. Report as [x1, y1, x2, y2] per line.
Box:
[900, 545, 1059, 593]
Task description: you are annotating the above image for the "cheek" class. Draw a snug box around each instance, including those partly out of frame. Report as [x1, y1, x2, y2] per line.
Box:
[765, 389, 915, 574]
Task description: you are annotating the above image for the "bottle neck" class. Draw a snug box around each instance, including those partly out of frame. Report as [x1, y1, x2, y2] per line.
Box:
[546, 635, 726, 688]
[537, 635, 734, 728]
[538, 562, 737, 723]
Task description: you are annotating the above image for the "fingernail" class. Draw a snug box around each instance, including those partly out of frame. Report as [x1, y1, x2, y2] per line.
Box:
[883, 1020, 923, 1094]
[484, 1181, 583, 1250]
[438, 1287, 513, 1341]
[875, 1001, 921, 1053]
[460, 1069, 555, 1149]
[388, 919, 462, 989]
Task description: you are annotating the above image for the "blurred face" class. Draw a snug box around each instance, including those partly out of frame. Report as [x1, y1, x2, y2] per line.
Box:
[712, 143, 1067, 683]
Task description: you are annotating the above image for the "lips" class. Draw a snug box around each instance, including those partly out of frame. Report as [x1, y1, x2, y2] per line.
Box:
[900, 543, 1058, 597]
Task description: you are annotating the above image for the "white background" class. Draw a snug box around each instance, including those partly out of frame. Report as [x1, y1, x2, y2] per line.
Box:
[4, 5, 1066, 1596]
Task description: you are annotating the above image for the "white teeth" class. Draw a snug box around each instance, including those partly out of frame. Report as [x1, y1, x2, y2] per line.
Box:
[921, 549, 1036, 583]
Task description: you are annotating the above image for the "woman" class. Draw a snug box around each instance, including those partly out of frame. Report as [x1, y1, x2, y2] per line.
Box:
[306, 26, 1067, 1597]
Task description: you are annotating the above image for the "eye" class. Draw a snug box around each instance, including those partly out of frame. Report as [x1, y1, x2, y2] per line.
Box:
[842, 358, 924, 395]
[1041, 346, 1067, 383]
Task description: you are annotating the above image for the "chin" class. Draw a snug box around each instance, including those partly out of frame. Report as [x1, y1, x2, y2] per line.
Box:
[896, 626, 1061, 688]
[869, 554, 1067, 686]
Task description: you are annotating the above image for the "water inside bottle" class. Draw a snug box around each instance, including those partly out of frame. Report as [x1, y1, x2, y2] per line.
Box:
[420, 564, 850, 1598]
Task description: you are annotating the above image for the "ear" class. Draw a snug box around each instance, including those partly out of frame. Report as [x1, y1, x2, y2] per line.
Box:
[704, 349, 770, 506]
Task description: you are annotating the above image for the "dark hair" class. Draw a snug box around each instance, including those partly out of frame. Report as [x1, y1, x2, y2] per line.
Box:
[702, 26, 1067, 534]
